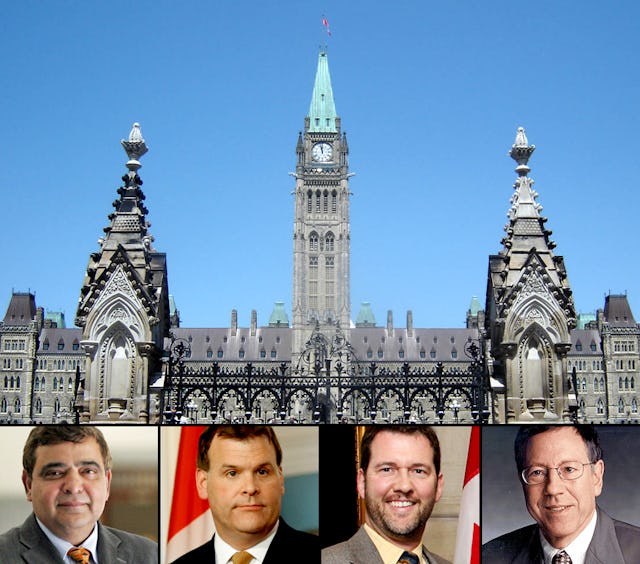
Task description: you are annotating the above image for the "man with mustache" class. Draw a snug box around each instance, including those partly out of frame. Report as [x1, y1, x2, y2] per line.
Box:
[171, 425, 319, 564]
[0, 425, 157, 563]
[322, 426, 450, 564]
[482, 425, 640, 564]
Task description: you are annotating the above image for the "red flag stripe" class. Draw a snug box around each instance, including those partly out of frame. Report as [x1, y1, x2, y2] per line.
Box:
[167, 426, 210, 541]
[463, 425, 480, 487]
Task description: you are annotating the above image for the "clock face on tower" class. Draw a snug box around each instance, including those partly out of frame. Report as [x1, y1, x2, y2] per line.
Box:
[311, 142, 333, 162]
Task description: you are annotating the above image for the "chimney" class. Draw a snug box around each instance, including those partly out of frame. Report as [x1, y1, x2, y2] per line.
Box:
[231, 309, 238, 336]
[387, 310, 393, 337]
[251, 310, 257, 336]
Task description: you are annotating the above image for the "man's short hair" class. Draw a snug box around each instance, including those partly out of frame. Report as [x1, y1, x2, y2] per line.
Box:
[23, 426, 112, 477]
[359, 425, 441, 475]
[197, 425, 283, 471]
[514, 424, 603, 473]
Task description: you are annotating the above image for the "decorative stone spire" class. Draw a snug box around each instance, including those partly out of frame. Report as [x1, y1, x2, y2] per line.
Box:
[100, 123, 151, 246]
[509, 126, 535, 176]
[121, 123, 148, 171]
[486, 127, 576, 422]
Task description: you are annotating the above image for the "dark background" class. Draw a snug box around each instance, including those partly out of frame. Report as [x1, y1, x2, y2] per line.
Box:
[481, 425, 640, 543]
[319, 425, 360, 548]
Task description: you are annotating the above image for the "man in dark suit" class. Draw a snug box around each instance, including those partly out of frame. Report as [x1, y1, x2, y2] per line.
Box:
[171, 425, 319, 564]
[0, 426, 157, 563]
[322, 426, 450, 564]
[482, 425, 640, 564]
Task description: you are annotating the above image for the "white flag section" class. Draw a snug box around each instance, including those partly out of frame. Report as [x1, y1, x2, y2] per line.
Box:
[453, 426, 480, 564]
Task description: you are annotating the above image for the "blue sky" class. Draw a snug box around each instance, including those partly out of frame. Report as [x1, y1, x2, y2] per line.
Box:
[2, 1, 639, 330]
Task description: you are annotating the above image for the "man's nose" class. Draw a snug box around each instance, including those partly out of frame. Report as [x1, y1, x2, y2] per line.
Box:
[62, 470, 85, 494]
[392, 469, 413, 493]
[242, 473, 259, 496]
[543, 468, 565, 494]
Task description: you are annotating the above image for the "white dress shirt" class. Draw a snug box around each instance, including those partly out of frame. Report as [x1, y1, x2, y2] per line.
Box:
[214, 520, 279, 564]
[540, 510, 598, 564]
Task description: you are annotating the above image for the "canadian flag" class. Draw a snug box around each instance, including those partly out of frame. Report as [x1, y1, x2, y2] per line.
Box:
[453, 426, 480, 564]
[165, 426, 214, 563]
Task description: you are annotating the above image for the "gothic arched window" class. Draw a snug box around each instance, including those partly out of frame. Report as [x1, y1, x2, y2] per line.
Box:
[309, 233, 319, 251]
[325, 232, 334, 252]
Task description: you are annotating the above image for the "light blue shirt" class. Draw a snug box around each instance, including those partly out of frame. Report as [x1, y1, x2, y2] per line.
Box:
[36, 516, 99, 564]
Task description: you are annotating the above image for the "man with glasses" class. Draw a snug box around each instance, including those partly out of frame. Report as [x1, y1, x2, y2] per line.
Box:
[482, 425, 640, 564]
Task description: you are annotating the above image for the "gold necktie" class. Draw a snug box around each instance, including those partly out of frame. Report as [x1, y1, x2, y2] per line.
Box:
[67, 546, 91, 564]
[231, 552, 253, 564]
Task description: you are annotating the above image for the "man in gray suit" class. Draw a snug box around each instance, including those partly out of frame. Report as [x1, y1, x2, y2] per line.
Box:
[482, 425, 640, 564]
[0, 426, 157, 563]
[322, 426, 450, 564]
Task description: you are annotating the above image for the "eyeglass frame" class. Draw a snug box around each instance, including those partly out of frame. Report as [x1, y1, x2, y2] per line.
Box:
[520, 461, 596, 485]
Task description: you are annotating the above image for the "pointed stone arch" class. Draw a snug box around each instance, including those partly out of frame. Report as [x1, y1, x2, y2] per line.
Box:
[96, 321, 137, 416]
[514, 323, 555, 412]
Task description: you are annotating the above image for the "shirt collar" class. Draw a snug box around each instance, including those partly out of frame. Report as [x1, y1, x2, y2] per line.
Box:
[539, 509, 597, 564]
[363, 523, 429, 564]
[35, 516, 99, 564]
[214, 520, 279, 564]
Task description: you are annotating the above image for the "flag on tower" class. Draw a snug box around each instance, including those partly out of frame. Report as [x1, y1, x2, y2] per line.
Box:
[165, 426, 214, 563]
[322, 15, 332, 36]
[453, 426, 480, 564]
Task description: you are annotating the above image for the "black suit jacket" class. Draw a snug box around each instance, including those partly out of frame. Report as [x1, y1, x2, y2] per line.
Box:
[482, 507, 640, 564]
[0, 513, 157, 564]
[171, 518, 320, 564]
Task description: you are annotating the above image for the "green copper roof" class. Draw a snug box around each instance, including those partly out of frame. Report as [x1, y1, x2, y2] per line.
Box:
[308, 51, 337, 132]
[269, 301, 290, 327]
[469, 296, 483, 316]
[45, 311, 66, 328]
[356, 302, 376, 327]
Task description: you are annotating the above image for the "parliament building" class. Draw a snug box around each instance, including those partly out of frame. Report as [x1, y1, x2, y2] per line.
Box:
[1, 51, 638, 425]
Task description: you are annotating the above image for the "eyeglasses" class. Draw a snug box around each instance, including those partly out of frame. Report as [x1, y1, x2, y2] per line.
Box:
[521, 461, 594, 485]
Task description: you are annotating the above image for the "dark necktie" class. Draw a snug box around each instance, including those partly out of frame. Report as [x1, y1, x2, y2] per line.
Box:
[398, 550, 420, 564]
[552, 550, 572, 564]
[67, 547, 91, 564]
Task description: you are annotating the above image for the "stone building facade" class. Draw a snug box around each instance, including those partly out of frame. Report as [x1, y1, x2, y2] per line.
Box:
[0, 51, 637, 424]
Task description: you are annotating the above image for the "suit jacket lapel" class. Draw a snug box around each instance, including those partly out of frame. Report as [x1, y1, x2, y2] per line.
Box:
[585, 508, 625, 564]
[97, 522, 129, 564]
[18, 514, 65, 564]
[512, 525, 543, 564]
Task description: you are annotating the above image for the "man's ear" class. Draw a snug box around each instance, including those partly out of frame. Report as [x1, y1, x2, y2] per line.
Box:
[104, 469, 112, 501]
[195, 468, 209, 501]
[22, 470, 32, 502]
[592, 459, 604, 497]
[278, 466, 285, 496]
[356, 468, 365, 500]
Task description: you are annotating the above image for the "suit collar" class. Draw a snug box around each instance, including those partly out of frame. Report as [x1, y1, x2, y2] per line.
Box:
[512, 507, 626, 564]
[585, 507, 626, 564]
[18, 514, 65, 564]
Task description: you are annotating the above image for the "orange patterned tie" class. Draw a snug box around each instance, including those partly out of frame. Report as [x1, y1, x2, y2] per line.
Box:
[67, 546, 91, 564]
[231, 551, 253, 564]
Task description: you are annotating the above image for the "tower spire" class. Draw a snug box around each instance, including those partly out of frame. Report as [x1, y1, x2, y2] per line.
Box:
[101, 123, 153, 249]
[308, 50, 337, 133]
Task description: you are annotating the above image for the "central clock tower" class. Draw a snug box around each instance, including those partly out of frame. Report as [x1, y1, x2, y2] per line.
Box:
[292, 50, 351, 356]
